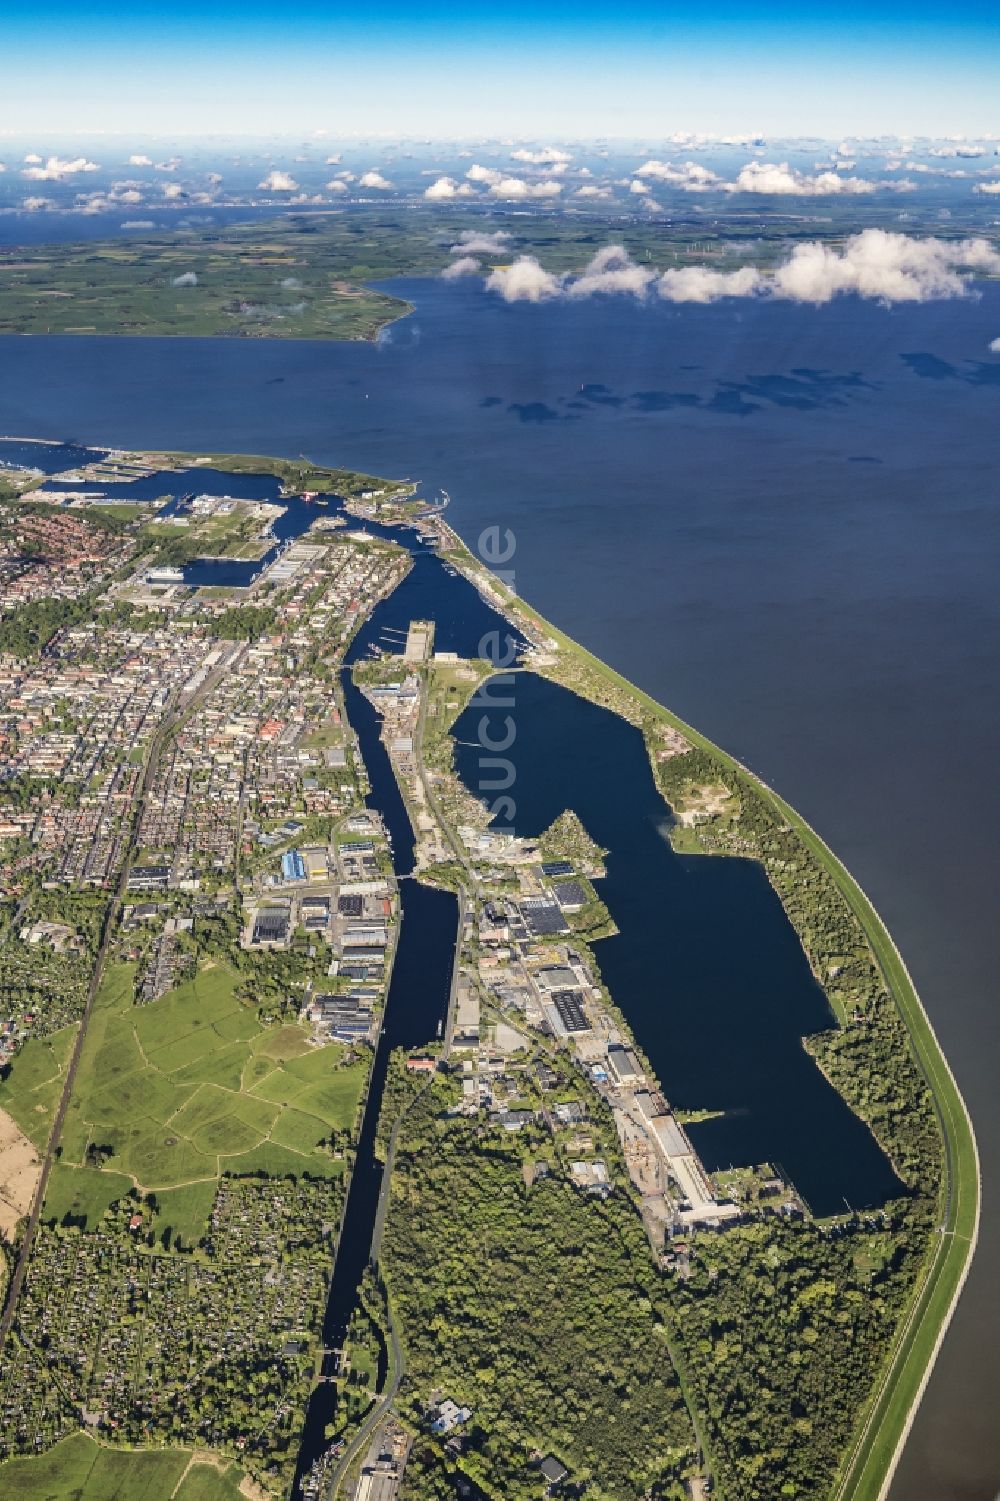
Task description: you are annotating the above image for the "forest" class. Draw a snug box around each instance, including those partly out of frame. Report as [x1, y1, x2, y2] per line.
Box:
[382, 1079, 700, 1500]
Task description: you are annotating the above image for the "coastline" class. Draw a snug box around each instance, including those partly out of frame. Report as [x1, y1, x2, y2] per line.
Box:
[435, 514, 980, 1501]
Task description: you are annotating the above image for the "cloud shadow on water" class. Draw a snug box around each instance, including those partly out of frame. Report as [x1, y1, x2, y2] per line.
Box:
[507, 401, 579, 424]
[493, 367, 879, 427]
[902, 351, 1000, 387]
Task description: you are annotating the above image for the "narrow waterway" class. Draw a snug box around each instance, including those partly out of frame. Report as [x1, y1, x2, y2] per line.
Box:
[291, 537, 524, 1490]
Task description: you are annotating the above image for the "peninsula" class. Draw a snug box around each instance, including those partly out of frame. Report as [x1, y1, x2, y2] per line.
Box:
[0, 442, 978, 1501]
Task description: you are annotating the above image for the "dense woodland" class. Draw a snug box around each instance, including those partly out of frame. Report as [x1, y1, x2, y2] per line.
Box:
[0, 592, 98, 658]
[382, 1076, 933, 1501]
[668, 1210, 926, 1497]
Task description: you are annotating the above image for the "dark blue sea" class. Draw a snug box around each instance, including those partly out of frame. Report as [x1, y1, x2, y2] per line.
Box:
[2, 278, 999, 1500]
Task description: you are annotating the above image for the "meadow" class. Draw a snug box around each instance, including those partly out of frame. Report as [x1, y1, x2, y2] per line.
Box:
[40, 961, 367, 1234]
[0, 1024, 77, 1152]
[0, 1432, 246, 1499]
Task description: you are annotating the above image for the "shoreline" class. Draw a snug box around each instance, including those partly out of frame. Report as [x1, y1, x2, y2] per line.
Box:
[432, 512, 980, 1501]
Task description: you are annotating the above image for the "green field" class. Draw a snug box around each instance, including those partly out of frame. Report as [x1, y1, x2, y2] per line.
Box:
[0, 1024, 78, 1152]
[0, 224, 413, 341]
[175, 1461, 247, 1501]
[45, 960, 368, 1230]
[0, 1433, 245, 1499]
[44, 1162, 133, 1225]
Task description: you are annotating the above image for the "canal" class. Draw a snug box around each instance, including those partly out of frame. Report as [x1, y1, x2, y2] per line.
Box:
[291, 530, 524, 1490]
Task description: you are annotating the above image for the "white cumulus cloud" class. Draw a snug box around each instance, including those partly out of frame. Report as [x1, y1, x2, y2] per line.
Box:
[127, 154, 153, 167]
[976, 182, 1000, 195]
[171, 271, 198, 287]
[23, 155, 100, 182]
[479, 231, 1000, 310]
[769, 230, 1000, 302]
[325, 179, 348, 193]
[441, 255, 482, 279]
[989, 337, 1000, 352]
[634, 159, 721, 190]
[424, 175, 474, 200]
[727, 161, 877, 194]
[510, 146, 572, 164]
[466, 163, 503, 185]
[121, 219, 155, 230]
[359, 170, 393, 189]
[22, 196, 55, 211]
[486, 256, 564, 302]
[258, 170, 299, 192]
[488, 176, 562, 199]
[568, 245, 656, 298]
[450, 230, 511, 255]
[658, 266, 764, 303]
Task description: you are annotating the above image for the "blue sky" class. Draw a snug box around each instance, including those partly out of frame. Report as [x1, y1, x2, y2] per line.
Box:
[3, 0, 999, 138]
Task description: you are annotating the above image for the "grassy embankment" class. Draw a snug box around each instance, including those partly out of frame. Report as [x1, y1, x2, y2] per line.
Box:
[447, 536, 978, 1501]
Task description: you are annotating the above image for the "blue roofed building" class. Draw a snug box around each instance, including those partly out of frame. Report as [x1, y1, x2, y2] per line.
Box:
[282, 849, 306, 883]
